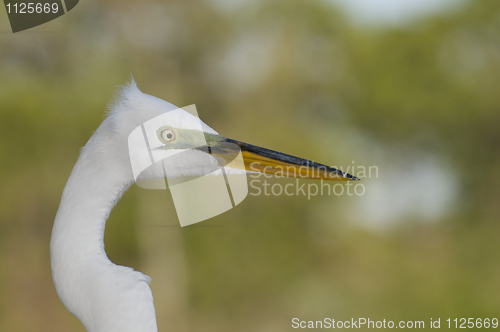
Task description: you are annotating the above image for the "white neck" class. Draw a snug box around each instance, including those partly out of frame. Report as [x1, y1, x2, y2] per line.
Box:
[50, 120, 158, 332]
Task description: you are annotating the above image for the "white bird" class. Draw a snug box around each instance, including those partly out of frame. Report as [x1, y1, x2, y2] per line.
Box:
[51, 80, 358, 332]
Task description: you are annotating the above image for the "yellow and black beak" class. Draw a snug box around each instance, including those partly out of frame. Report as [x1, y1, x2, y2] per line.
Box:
[198, 137, 359, 181]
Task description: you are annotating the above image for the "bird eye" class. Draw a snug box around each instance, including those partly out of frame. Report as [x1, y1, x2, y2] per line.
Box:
[159, 129, 175, 143]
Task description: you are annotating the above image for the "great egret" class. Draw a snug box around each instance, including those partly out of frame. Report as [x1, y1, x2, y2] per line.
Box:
[51, 80, 358, 332]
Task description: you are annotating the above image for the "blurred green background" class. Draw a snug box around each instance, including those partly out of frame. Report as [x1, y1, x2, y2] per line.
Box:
[1, 0, 499, 331]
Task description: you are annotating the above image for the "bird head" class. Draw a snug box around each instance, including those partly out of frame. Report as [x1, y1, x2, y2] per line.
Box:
[105, 80, 359, 184]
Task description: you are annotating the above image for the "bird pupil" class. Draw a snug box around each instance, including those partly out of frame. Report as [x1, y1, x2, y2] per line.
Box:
[167, 133, 172, 139]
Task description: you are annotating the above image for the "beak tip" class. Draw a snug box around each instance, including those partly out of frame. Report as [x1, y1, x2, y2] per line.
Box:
[340, 171, 359, 181]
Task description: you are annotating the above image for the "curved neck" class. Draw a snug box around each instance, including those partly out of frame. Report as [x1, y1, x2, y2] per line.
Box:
[50, 122, 158, 332]
[51, 136, 132, 263]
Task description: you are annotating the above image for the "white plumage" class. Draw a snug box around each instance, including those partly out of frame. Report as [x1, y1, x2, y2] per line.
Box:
[51, 81, 219, 332]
